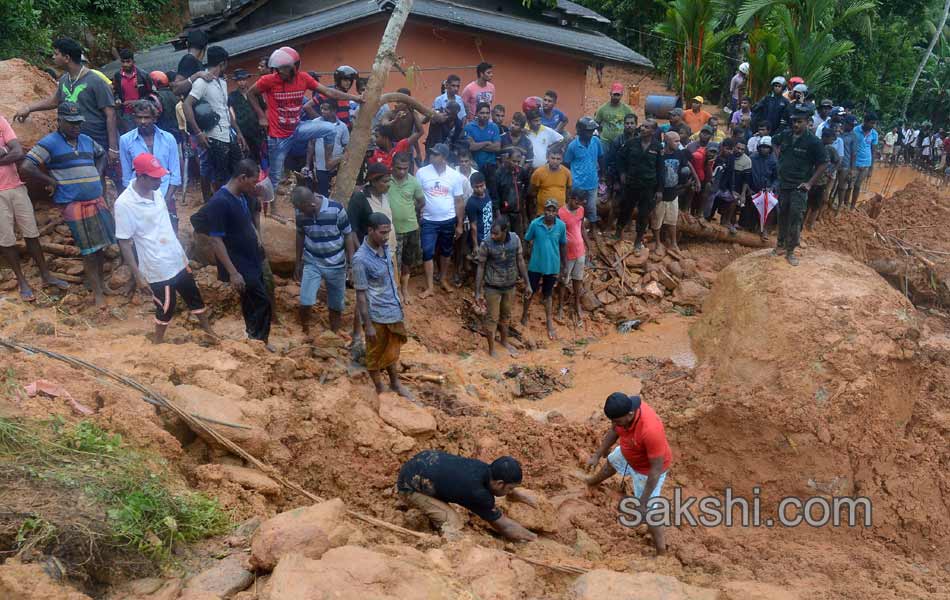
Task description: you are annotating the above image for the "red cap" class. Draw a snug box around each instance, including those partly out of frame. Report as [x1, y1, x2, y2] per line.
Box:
[133, 153, 169, 178]
[610, 82, 624, 94]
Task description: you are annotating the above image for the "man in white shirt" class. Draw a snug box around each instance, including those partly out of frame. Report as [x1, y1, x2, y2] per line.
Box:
[416, 143, 464, 299]
[114, 153, 214, 343]
[432, 74, 467, 121]
[524, 109, 564, 169]
[308, 99, 349, 196]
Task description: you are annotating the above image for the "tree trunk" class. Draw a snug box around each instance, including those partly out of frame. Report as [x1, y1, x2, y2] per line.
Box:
[902, 0, 950, 120]
[677, 214, 771, 248]
[331, 0, 414, 205]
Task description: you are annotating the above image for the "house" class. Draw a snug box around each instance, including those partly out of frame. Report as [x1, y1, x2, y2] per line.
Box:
[114, 0, 652, 123]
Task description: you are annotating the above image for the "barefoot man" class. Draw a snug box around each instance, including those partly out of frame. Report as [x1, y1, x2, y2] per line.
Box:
[475, 215, 530, 357]
[521, 199, 566, 341]
[417, 143, 465, 298]
[583, 392, 673, 555]
[353, 212, 413, 399]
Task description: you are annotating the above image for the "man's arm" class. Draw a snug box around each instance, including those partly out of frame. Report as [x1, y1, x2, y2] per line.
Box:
[208, 236, 245, 292]
[355, 288, 375, 341]
[104, 106, 118, 157]
[587, 429, 619, 467]
[474, 255, 486, 299]
[489, 515, 537, 542]
[637, 455, 666, 509]
[507, 487, 539, 508]
[119, 137, 133, 189]
[182, 95, 208, 148]
[14, 94, 59, 122]
[580, 217, 591, 257]
[247, 84, 269, 129]
[117, 238, 150, 292]
[453, 194, 464, 239]
[516, 246, 531, 294]
[294, 229, 305, 281]
[19, 156, 56, 190]
[315, 82, 362, 103]
[0, 139, 24, 165]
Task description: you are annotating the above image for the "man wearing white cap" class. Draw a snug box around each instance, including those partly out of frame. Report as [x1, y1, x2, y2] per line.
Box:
[114, 153, 214, 343]
[728, 62, 749, 113]
[248, 47, 364, 188]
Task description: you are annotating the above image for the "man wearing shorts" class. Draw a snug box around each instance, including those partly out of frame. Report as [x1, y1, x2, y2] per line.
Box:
[416, 143, 464, 299]
[849, 112, 878, 210]
[115, 153, 214, 343]
[22, 102, 115, 308]
[583, 392, 673, 555]
[557, 190, 590, 326]
[292, 186, 355, 337]
[655, 131, 699, 253]
[388, 153, 424, 303]
[475, 215, 530, 358]
[0, 113, 68, 302]
[521, 199, 566, 341]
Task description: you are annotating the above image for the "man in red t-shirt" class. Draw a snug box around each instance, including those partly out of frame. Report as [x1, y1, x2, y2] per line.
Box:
[583, 392, 673, 555]
[368, 124, 420, 170]
[248, 48, 363, 187]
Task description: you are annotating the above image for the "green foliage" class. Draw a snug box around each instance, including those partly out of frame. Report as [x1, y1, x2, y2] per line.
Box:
[655, 0, 736, 99]
[0, 417, 230, 562]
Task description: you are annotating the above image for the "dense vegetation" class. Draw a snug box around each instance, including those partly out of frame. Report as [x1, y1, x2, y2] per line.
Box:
[582, 0, 950, 126]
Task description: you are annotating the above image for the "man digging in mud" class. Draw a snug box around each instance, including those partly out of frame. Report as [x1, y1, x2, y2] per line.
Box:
[397, 449, 538, 542]
[581, 392, 673, 555]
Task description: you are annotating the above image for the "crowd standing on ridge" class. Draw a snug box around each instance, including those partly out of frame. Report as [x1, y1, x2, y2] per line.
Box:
[5, 34, 933, 555]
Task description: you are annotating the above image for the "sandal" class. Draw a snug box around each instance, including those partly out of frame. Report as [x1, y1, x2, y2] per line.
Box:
[19, 288, 36, 302]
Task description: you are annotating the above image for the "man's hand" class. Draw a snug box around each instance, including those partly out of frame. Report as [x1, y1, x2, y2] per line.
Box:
[13, 108, 30, 123]
[197, 132, 210, 150]
[229, 271, 246, 294]
[237, 134, 248, 153]
[454, 223, 463, 240]
[45, 180, 59, 195]
[294, 263, 302, 283]
[108, 149, 119, 166]
[196, 71, 215, 82]
[135, 274, 151, 294]
[797, 182, 811, 192]
[364, 322, 377, 344]
[654, 191, 663, 202]
[258, 115, 268, 129]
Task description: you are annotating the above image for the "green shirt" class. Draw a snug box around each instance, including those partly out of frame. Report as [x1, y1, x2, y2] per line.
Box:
[774, 130, 827, 188]
[595, 101, 634, 143]
[387, 174, 423, 234]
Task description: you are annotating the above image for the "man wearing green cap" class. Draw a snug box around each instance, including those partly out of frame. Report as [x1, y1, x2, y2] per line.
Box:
[583, 392, 673, 555]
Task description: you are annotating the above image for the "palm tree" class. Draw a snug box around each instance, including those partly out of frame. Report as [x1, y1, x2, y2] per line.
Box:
[902, 0, 950, 119]
[655, 0, 736, 99]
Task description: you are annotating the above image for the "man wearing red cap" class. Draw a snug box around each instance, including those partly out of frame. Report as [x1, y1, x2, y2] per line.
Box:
[582, 392, 673, 555]
[595, 83, 634, 145]
[248, 47, 363, 188]
[114, 153, 214, 343]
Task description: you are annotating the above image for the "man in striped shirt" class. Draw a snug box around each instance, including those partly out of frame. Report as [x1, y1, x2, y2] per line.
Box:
[292, 185, 356, 337]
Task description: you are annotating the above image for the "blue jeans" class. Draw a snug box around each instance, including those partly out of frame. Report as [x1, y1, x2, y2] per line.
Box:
[299, 263, 346, 311]
[575, 188, 598, 223]
[420, 218, 456, 261]
[268, 120, 337, 187]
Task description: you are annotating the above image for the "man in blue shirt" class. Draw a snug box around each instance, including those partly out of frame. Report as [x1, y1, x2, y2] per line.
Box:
[199, 159, 271, 343]
[521, 199, 567, 341]
[540, 90, 568, 134]
[464, 102, 502, 193]
[353, 212, 412, 399]
[119, 100, 182, 230]
[849, 112, 878, 210]
[835, 115, 858, 212]
[563, 117, 605, 233]
[432, 74, 467, 121]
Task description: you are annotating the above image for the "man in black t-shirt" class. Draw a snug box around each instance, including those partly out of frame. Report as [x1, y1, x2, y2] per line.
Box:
[653, 131, 698, 253]
[397, 450, 538, 541]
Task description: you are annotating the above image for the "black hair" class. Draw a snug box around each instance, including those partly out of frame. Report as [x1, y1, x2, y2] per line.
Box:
[165, 70, 177, 82]
[721, 138, 735, 148]
[511, 112, 526, 126]
[446, 74, 461, 84]
[393, 152, 412, 166]
[821, 127, 836, 138]
[445, 100, 461, 113]
[732, 127, 746, 137]
[235, 158, 260, 179]
[396, 87, 411, 96]
[604, 392, 638, 418]
[568, 187, 581, 198]
[187, 29, 209, 50]
[493, 215, 510, 232]
[546, 146, 563, 157]
[864, 112, 879, 122]
[376, 124, 393, 140]
[493, 104, 505, 113]
[624, 112, 638, 122]
[205, 45, 229, 67]
[544, 90, 558, 101]
[52, 38, 83, 65]
[318, 98, 335, 110]
[119, 48, 134, 61]
[489, 456, 522, 484]
[470, 172, 486, 186]
[476, 62, 493, 77]
[476, 102, 491, 114]
[456, 147, 472, 159]
[525, 109, 541, 121]
[368, 212, 392, 229]
[131, 100, 157, 116]
[290, 185, 314, 208]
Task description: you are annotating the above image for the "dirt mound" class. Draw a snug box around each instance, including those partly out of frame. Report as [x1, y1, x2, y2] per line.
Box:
[0, 560, 92, 600]
[683, 249, 948, 554]
[0, 59, 57, 149]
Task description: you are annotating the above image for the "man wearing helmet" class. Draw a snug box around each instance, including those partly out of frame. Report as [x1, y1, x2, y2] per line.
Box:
[315, 65, 359, 129]
[752, 76, 790, 136]
[728, 62, 749, 113]
[248, 48, 363, 188]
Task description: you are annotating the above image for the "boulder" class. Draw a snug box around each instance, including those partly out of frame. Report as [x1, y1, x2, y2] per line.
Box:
[378, 393, 437, 437]
[655, 268, 679, 291]
[109, 264, 133, 288]
[184, 555, 253, 598]
[453, 545, 536, 600]
[643, 281, 665, 299]
[261, 218, 297, 276]
[0, 560, 92, 600]
[178, 592, 223, 600]
[170, 385, 268, 455]
[265, 547, 462, 600]
[625, 247, 650, 268]
[672, 280, 709, 308]
[571, 570, 719, 600]
[250, 498, 348, 571]
[0, 59, 57, 150]
[108, 578, 182, 600]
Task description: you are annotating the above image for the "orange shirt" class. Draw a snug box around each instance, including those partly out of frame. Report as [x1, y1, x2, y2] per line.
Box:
[530, 165, 572, 214]
[614, 401, 672, 475]
[682, 109, 712, 133]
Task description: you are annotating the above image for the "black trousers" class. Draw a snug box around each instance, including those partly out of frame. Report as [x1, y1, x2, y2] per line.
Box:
[240, 272, 272, 342]
[619, 186, 655, 239]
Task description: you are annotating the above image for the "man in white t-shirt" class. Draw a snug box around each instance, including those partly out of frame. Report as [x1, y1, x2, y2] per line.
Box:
[114, 153, 214, 343]
[416, 143, 464, 298]
[524, 109, 564, 169]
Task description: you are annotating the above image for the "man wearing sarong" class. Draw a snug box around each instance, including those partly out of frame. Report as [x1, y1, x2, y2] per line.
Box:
[22, 102, 114, 307]
[352, 212, 412, 399]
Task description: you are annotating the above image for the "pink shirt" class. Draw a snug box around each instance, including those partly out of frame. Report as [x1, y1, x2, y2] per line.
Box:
[460, 81, 495, 121]
[558, 205, 586, 261]
[0, 117, 24, 191]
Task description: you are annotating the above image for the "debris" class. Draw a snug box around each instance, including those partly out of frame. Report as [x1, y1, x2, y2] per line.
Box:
[25, 379, 94, 415]
[617, 319, 642, 333]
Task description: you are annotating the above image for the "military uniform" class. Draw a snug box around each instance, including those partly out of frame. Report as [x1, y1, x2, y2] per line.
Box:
[773, 126, 827, 256]
[619, 135, 663, 242]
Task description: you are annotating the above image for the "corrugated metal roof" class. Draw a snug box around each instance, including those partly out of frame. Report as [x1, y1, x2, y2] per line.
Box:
[556, 0, 610, 23]
[112, 0, 650, 73]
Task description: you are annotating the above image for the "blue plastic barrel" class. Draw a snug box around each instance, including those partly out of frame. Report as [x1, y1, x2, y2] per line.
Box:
[645, 95, 682, 119]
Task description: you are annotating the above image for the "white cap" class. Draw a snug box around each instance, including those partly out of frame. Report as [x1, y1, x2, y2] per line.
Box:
[793, 83, 808, 93]
[759, 136, 773, 147]
[739, 62, 750, 74]
[267, 48, 295, 68]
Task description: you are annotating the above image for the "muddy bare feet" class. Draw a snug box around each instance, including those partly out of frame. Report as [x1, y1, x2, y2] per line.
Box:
[547, 325, 558, 340]
[502, 343, 519, 357]
[392, 382, 414, 399]
[419, 288, 435, 299]
[440, 280, 454, 293]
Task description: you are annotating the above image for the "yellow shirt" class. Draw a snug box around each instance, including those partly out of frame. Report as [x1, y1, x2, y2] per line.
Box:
[530, 165, 572, 214]
[690, 130, 725, 143]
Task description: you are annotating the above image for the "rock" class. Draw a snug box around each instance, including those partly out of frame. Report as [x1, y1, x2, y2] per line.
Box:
[625, 247, 650, 268]
[315, 329, 348, 349]
[571, 570, 718, 600]
[270, 357, 298, 380]
[261, 218, 297, 276]
[672, 280, 709, 308]
[195, 464, 282, 497]
[250, 498, 348, 571]
[573, 529, 602, 560]
[193, 370, 248, 399]
[0, 560, 92, 600]
[109, 264, 133, 288]
[655, 268, 678, 291]
[453, 545, 536, 600]
[643, 281, 665, 299]
[170, 385, 267, 455]
[378, 393, 437, 437]
[668, 261, 684, 278]
[499, 489, 558, 533]
[679, 258, 698, 276]
[185, 555, 253, 598]
[265, 547, 461, 600]
[178, 592, 223, 600]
